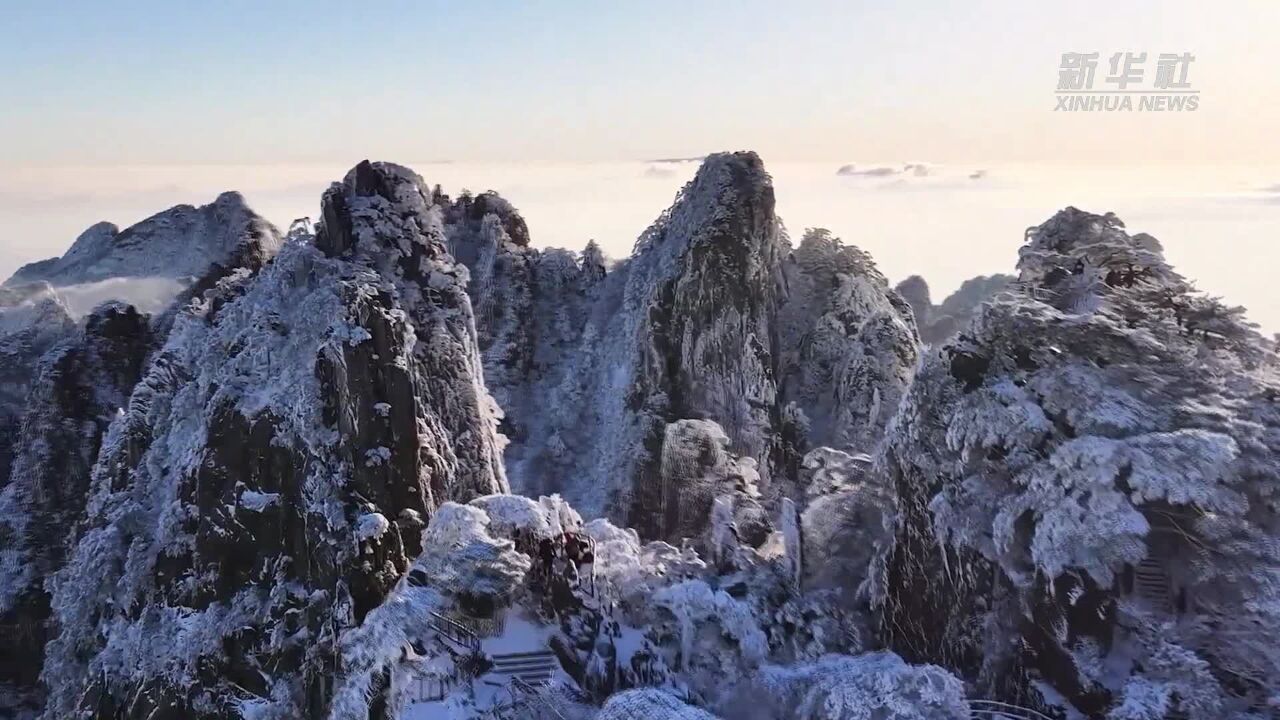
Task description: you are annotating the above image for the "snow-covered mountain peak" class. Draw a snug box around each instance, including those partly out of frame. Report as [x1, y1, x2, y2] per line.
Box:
[6, 191, 281, 287]
[60, 220, 121, 262]
[445, 188, 531, 250]
[8, 157, 1274, 720]
[317, 160, 453, 281]
[633, 150, 774, 262]
[440, 151, 917, 538]
[1016, 206, 1177, 305]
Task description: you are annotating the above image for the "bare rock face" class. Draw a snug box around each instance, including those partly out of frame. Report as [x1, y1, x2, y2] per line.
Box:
[39, 161, 507, 719]
[876, 208, 1280, 718]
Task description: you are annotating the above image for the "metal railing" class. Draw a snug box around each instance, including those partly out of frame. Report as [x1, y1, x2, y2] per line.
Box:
[446, 607, 508, 639]
[403, 674, 459, 703]
[428, 610, 480, 652]
[487, 677, 566, 720]
[967, 699, 1058, 720]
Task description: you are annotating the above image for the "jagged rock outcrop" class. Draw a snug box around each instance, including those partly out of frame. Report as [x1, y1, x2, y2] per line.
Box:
[796, 447, 891, 604]
[446, 153, 919, 539]
[895, 273, 1013, 344]
[441, 191, 604, 465]
[776, 229, 920, 464]
[38, 161, 507, 719]
[0, 303, 153, 699]
[656, 419, 768, 547]
[876, 209, 1280, 718]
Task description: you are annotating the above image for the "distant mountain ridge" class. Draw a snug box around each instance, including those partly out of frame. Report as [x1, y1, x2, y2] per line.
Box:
[6, 191, 281, 288]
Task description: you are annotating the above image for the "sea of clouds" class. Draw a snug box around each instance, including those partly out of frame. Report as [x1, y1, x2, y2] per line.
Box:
[2, 159, 1277, 330]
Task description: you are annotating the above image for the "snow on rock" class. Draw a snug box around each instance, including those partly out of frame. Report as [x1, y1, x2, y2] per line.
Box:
[239, 489, 281, 512]
[796, 447, 893, 604]
[331, 502, 528, 720]
[739, 652, 969, 720]
[37, 161, 509, 719]
[380, 492, 897, 719]
[652, 579, 770, 668]
[468, 493, 557, 539]
[406, 503, 530, 600]
[0, 286, 76, 487]
[775, 228, 919, 460]
[877, 207, 1280, 718]
[652, 419, 766, 544]
[14, 160, 1273, 720]
[5, 191, 282, 287]
[0, 302, 153, 695]
[356, 512, 392, 541]
[447, 153, 919, 541]
[598, 689, 720, 720]
[0, 192, 282, 558]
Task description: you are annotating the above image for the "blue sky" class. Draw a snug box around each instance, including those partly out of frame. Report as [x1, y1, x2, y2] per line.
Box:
[1, 2, 1279, 329]
[2, 0, 1278, 165]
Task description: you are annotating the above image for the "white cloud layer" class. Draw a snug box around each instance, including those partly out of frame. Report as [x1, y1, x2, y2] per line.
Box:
[2, 161, 1277, 330]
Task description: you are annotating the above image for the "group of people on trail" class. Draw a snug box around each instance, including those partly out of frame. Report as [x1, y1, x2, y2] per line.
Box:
[526, 530, 596, 616]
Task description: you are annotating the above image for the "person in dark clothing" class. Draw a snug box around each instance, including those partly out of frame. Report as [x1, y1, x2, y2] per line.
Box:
[538, 537, 556, 571]
[563, 532, 581, 564]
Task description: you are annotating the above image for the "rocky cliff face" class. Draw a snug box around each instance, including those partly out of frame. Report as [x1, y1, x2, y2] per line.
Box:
[0, 303, 153, 697]
[38, 161, 507, 719]
[876, 209, 1280, 717]
[0, 196, 283, 513]
[0, 286, 77, 490]
[441, 190, 605, 475]
[0, 196, 282, 716]
[447, 152, 919, 539]
[776, 229, 920, 461]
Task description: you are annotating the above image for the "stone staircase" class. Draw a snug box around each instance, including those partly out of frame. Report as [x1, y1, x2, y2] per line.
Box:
[487, 650, 559, 685]
[1132, 557, 1172, 612]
